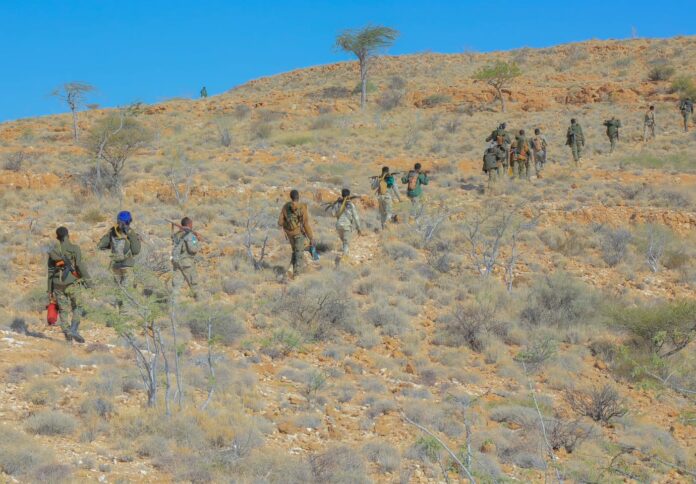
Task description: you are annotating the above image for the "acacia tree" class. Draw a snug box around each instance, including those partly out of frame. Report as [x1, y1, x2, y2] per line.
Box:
[51, 82, 95, 142]
[335, 25, 399, 109]
[473, 61, 521, 113]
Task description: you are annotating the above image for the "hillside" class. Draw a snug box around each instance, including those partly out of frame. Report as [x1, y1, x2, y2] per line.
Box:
[1, 36, 696, 483]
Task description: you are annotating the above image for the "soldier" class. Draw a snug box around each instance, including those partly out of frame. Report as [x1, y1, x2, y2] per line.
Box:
[48, 227, 92, 343]
[643, 105, 656, 142]
[401, 163, 429, 221]
[200, 86, 208, 98]
[482, 144, 506, 187]
[679, 98, 693, 132]
[332, 188, 362, 265]
[97, 211, 142, 306]
[566, 118, 585, 165]
[171, 217, 200, 300]
[278, 189, 315, 277]
[510, 129, 531, 180]
[603, 116, 622, 153]
[372, 166, 400, 229]
[530, 128, 548, 178]
[486, 122, 512, 172]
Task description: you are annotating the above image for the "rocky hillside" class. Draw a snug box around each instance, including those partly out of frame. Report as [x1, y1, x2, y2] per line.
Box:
[0, 36, 695, 483]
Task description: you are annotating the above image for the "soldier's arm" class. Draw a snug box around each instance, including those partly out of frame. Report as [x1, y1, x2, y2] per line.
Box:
[391, 183, 401, 201]
[351, 205, 362, 233]
[47, 256, 54, 294]
[302, 205, 315, 243]
[74, 247, 92, 284]
[278, 208, 285, 228]
[97, 232, 111, 250]
[128, 231, 142, 256]
[184, 233, 200, 255]
[420, 173, 429, 185]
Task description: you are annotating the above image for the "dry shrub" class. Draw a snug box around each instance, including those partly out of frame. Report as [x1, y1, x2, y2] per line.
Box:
[363, 440, 401, 473]
[25, 411, 77, 436]
[565, 384, 627, 424]
[0, 427, 51, 476]
[310, 446, 369, 483]
[520, 272, 597, 327]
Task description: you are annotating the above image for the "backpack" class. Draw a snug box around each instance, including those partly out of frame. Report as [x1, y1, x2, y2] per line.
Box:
[335, 198, 349, 219]
[171, 232, 186, 264]
[407, 171, 419, 191]
[283, 203, 302, 232]
[378, 175, 388, 195]
[111, 231, 130, 263]
[496, 134, 505, 146]
[483, 149, 498, 172]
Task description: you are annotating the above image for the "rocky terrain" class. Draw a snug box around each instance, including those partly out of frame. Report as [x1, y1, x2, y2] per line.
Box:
[0, 36, 695, 483]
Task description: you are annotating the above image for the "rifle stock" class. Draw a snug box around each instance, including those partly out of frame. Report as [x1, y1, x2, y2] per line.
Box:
[164, 219, 205, 241]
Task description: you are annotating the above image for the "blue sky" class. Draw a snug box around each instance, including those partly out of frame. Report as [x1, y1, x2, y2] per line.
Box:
[1, 0, 693, 121]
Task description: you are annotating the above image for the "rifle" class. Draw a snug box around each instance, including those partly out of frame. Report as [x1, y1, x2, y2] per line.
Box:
[322, 195, 361, 211]
[368, 172, 400, 179]
[164, 219, 205, 241]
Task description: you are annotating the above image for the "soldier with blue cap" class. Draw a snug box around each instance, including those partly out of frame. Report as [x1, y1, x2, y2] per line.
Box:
[98, 211, 142, 307]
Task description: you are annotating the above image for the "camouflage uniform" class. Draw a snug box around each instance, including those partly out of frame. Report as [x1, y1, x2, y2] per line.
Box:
[530, 134, 548, 177]
[603, 118, 621, 153]
[171, 229, 200, 299]
[401, 171, 429, 220]
[47, 240, 91, 341]
[680, 99, 693, 132]
[332, 198, 362, 256]
[97, 225, 142, 304]
[373, 173, 400, 229]
[643, 109, 656, 141]
[483, 144, 506, 187]
[486, 128, 512, 170]
[511, 134, 531, 180]
[566, 122, 585, 164]
[278, 202, 314, 276]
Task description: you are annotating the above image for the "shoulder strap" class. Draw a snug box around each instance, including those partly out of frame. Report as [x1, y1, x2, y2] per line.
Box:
[336, 198, 348, 219]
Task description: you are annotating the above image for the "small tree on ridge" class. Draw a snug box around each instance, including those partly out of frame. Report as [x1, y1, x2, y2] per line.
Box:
[473, 61, 521, 113]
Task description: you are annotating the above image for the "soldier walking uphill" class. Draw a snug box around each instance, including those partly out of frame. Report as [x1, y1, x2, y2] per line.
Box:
[97, 211, 141, 308]
[332, 188, 362, 267]
[371, 166, 401, 229]
[48, 227, 92, 343]
[643, 106, 656, 142]
[278, 190, 315, 277]
[510, 130, 531, 180]
[486, 123, 512, 172]
[566, 119, 585, 165]
[171, 217, 200, 300]
[530, 128, 548, 178]
[482, 144, 506, 187]
[603, 117, 622, 153]
[401, 163, 429, 221]
[679, 98, 693, 132]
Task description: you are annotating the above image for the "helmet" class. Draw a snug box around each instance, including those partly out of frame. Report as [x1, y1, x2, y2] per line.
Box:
[117, 211, 132, 224]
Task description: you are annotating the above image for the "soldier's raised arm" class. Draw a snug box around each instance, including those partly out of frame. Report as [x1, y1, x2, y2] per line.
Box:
[97, 231, 111, 250]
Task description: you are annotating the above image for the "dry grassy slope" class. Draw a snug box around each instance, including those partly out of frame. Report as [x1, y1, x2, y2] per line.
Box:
[0, 36, 695, 483]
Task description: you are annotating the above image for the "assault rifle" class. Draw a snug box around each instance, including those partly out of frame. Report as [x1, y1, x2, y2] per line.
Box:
[368, 172, 400, 179]
[164, 219, 205, 241]
[322, 195, 362, 212]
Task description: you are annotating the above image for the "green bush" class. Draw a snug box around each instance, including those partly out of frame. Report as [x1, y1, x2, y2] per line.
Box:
[25, 411, 77, 436]
[184, 304, 246, 346]
[611, 300, 696, 358]
[647, 65, 675, 81]
[521, 272, 597, 327]
[670, 76, 696, 98]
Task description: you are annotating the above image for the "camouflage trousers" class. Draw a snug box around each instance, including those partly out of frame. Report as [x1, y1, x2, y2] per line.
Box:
[53, 284, 84, 334]
[609, 135, 618, 153]
[336, 226, 352, 256]
[487, 167, 500, 186]
[533, 150, 546, 176]
[683, 112, 691, 132]
[288, 234, 306, 275]
[570, 143, 582, 163]
[173, 262, 198, 300]
[111, 265, 134, 309]
[378, 194, 394, 228]
[643, 124, 655, 141]
[408, 196, 423, 220]
[514, 159, 530, 180]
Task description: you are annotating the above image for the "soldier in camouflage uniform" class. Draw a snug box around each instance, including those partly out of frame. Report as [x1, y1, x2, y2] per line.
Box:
[510, 129, 531, 180]
[171, 217, 200, 300]
[48, 227, 92, 343]
[603, 117, 622, 153]
[485, 123, 512, 172]
[530, 128, 548, 178]
[566, 118, 585, 165]
[97, 211, 141, 307]
[278, 189, 315, 276]
[679, 98, 693, 132]
[483, 144, 506, 187]
[643, 106, 656, 142]
[372, 166, 400, 229]
[401, 163, 429, 221]
[332, 188, 362, 266]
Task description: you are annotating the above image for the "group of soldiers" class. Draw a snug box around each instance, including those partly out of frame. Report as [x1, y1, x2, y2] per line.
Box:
[482, 101, 694, 184]
[278, 163, 429, 274]
[47, 211, 199, 342]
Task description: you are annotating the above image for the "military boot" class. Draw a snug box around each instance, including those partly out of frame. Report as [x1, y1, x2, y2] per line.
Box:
[70, 320, 85, 344]
[62, 329, 73, 342]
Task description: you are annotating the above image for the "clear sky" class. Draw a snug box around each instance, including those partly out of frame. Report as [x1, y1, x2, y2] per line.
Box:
[1, 0, 693, 122]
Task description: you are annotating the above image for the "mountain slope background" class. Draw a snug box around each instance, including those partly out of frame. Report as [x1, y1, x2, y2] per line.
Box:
[0, 36, 695, 483]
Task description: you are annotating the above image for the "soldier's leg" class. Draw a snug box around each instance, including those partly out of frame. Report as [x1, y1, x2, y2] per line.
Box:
[524, 160, 530, 180]
[610, 136, 616, 153]
[66, 285, 85, 343]
[54, 288, 73, 341]
[172, 264, 184, 299]
[384, 195, 395, 224]
[378, 196, 387, 229]
[685, 113, 690, 132]
[643, 125, 649, 142]
[292, 235, 306, 275]
[184, 265, 199, 300]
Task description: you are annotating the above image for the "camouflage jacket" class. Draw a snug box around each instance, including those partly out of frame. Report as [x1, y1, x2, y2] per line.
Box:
[401, 171, 429, 198]
[333, 199, 362, 232]
[566, 124, 585, 146]
[604, 119, 621, 137]
[278, 202, 314, 241]
[47, 240, 91, 292]
[530, 135, 548, 152]
[172, 230, 200, 267]
[486, 128, 511, 146]
[97, 226, 142, 268]
[680, 100, 693, 114]
[644, 110, 655, 126]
